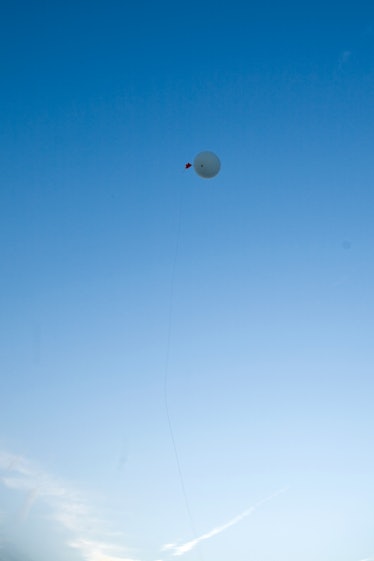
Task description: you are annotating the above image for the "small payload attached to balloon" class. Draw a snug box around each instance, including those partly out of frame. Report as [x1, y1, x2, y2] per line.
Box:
[185, 151, 221, 179]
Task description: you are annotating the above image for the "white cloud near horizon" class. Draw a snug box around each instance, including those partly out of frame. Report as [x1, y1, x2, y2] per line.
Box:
[0, 449, 137, 561]
[162, 487, 287, 556]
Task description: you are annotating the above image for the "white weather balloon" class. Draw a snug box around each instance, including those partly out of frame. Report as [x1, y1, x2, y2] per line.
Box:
[193, 151, 221, 179]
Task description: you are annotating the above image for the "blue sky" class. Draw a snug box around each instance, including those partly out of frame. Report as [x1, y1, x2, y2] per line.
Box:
[1, 2, 374, 560]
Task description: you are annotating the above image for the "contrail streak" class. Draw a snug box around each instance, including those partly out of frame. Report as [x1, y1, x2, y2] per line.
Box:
[162, 487, 287, 556]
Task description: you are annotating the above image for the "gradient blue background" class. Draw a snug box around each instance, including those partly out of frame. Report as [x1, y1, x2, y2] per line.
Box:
[1, 2, 374, 560]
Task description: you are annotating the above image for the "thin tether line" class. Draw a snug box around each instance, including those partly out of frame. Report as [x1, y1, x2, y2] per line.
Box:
[163, 177, 200, 546]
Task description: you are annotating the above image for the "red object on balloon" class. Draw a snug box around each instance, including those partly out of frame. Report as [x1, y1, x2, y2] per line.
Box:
[185, 162, 192, 169]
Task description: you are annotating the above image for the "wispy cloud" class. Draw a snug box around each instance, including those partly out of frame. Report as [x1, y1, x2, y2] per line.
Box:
[162, 487, 287, 556]
[20, 488, 40, 522]
[69, 538, 140, 561]
[339, 50, 352, 65]
[0, 450, 136, 561]
[333, 49, 353, 78]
